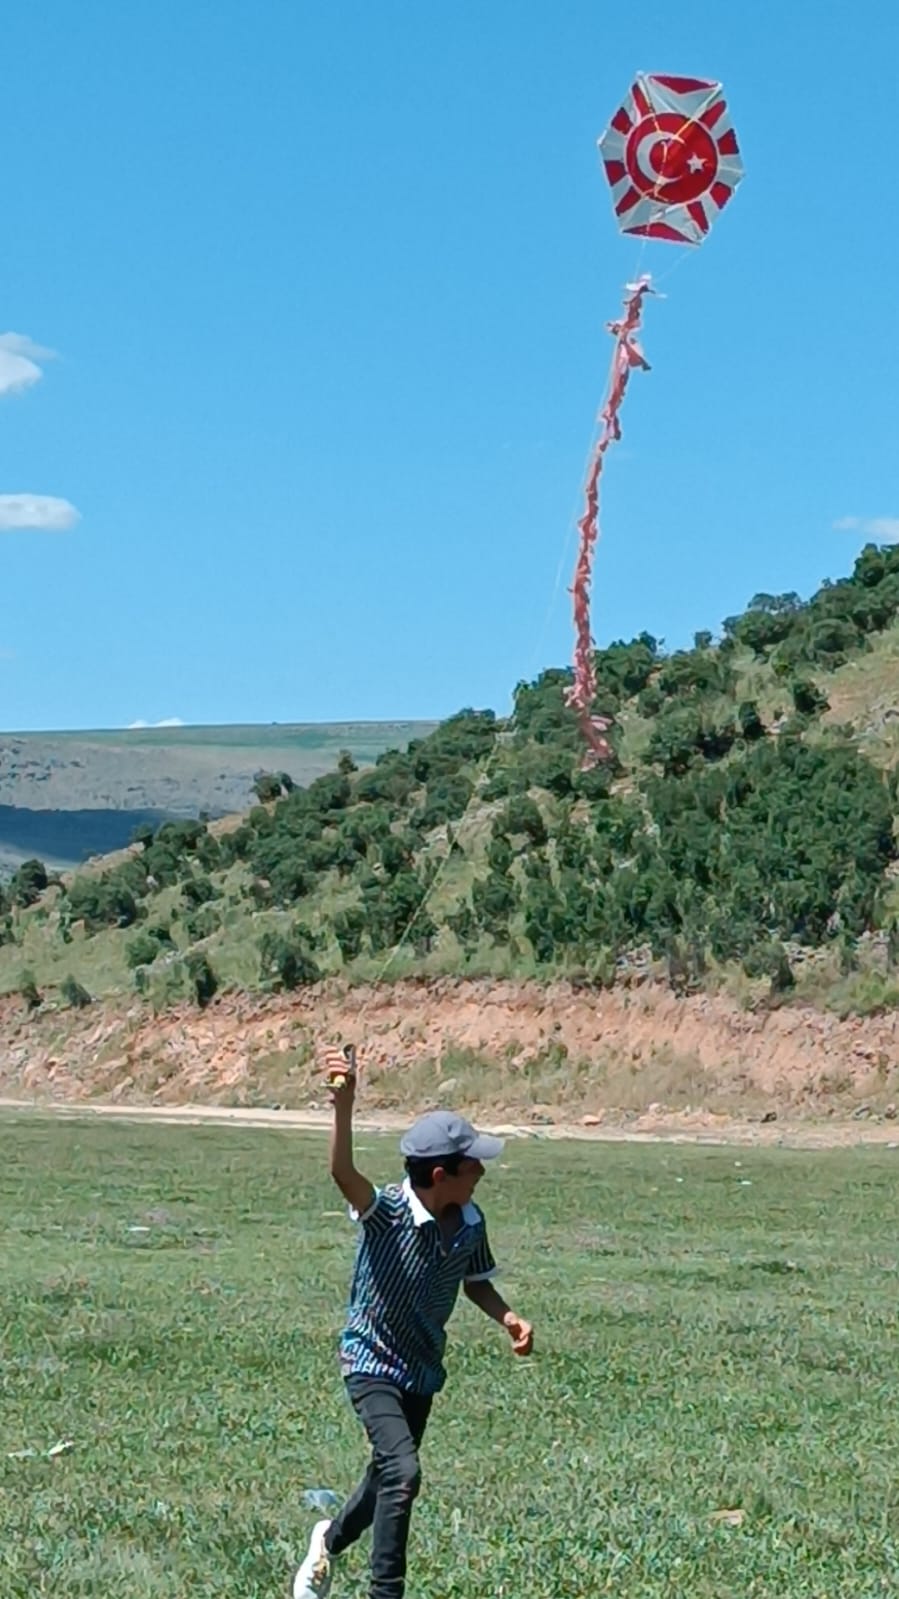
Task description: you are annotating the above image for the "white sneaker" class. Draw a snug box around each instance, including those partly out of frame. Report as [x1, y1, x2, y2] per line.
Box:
[293, 1519, 334, 1599]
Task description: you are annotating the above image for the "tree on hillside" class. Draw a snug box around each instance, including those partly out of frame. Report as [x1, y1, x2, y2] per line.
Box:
[184, 903, 222, 942]
[259, 926, 321, 991]
[790, 678, 829, 718]
[737, 700, 766, 742]
[519, 743, 577, 798]
[406, 709, 497, 784]
[655, 646, 735, 701]
[126, 925, 175, 969]
[362, 870, 436, 956]
[355, 754, 417, 807]
[521, 871, 569, 965]
[182, 872, 217, 909]
[61, 974, 92, 1009]
[470, 868, 518, 944]
[379, 832, 416, 879]
[486, 833, 514, 877]
[66, 873, 143, 933]
[593, 633, 660, 699]
[742, 939, 796, 997]
[19, 969, 42, 1011]
[253, 772, 285, 803]
[495, 795, 547, 848]
[9, 859, 48, 908]
[446, 899, 479, 954]
[332, 906, 367, 964]
[303, 772, 352, 817]
[186, 951, 218, 1008]
[412, 774, 474, 831]
[512, 668, 579, 746]
[218, 821, 254, 864]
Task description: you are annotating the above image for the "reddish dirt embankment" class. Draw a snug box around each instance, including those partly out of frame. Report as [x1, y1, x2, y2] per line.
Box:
[1, 979, 897, 1143]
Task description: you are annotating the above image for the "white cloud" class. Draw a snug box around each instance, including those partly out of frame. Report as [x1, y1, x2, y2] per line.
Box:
[833, 515, 899, 540]
[0, 340, 79, 539]
[128, 717, 184, 729]
[0, 494, 80, 531]
[0, 332, 55, 397]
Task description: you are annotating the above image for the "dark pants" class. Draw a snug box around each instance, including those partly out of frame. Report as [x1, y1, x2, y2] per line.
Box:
[325, 1375, 433, 1599]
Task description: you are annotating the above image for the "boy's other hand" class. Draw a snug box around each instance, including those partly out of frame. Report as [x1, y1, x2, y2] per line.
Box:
[502, 1310, 534, 1356]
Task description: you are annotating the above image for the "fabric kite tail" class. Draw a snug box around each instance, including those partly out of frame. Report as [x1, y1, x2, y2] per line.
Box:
[606, 323, 651, 375]
[566, 275, 652, 764]
[575, 711, 615, 769]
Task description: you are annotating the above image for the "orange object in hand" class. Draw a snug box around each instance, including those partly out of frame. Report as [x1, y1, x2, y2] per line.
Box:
[325, 1043, 357, 1088]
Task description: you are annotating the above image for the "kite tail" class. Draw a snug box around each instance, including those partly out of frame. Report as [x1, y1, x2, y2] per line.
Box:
[565, 276, 652, 765]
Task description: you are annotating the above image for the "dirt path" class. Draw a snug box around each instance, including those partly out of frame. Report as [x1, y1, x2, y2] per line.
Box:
[2, 1095, 898, 1151]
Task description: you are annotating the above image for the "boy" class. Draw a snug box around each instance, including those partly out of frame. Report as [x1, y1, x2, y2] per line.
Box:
[293, 1049, 533, 1599]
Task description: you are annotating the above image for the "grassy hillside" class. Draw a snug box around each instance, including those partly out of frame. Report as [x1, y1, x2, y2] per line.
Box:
[0, 720, 435, 872]
[821, 623, 899, 761]
[3, 545, 899, 1020]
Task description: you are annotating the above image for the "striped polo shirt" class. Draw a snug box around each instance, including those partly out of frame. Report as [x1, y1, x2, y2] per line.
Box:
[338, 1178, 498, 1395]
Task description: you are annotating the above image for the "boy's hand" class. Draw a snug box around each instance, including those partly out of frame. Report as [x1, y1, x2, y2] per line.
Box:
[319, 1044, 358, 1105]
[322, 1042, 374, 1214]
[502, 1310, 534, 1356]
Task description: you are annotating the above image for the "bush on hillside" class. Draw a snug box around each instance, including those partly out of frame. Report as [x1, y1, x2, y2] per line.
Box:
[66, 872, 144, 933]
[9, 859, 48, 908]
[126, 925, 175, 969]
[258, 927, 322, 991]
[61, 974, 92, 1009]
[186, 951, 218, 1008]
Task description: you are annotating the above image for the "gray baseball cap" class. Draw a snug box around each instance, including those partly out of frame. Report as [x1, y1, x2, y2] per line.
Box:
[400, 1109, 504, 1163]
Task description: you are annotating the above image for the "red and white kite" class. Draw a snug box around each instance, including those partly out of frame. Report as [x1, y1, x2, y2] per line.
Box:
[565, 73, 743, 766]
[598, 74, 744, 246]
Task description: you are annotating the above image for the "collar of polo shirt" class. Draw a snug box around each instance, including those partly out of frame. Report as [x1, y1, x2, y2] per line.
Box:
[402, 1176, 479, 1228]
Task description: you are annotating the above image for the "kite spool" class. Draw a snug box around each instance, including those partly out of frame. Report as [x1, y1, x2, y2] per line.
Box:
[326, 1043, 357, 1089]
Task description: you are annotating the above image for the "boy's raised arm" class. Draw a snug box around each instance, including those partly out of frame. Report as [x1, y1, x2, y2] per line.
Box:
[323, 1047, 376, 1217]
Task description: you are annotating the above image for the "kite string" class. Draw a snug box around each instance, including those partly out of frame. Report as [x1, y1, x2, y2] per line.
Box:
[352, 401, 610, 1025]
[352, 281, 657, 1025]
[354, 267, 657, 1021]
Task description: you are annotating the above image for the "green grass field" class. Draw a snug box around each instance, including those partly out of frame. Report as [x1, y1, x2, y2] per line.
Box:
[2, 1115, 897, 1597]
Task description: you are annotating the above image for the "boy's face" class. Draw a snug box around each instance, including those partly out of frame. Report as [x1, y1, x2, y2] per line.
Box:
[433, 1155, 485, 1208]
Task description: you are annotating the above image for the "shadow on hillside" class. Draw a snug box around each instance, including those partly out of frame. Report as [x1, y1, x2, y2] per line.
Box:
[0, 804, 176, 870]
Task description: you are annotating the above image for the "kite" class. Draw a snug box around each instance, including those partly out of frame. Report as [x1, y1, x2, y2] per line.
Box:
[599, 73, 744, 245]
[565, 73, 744, 765]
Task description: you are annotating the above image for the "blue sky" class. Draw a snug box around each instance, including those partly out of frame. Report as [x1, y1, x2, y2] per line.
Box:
[3, 0, 897, 732]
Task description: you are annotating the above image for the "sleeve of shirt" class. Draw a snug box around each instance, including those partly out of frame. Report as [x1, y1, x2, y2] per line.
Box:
[464, 1221, 498, 1283]
[348, 1187, 397, 1238]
